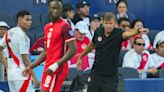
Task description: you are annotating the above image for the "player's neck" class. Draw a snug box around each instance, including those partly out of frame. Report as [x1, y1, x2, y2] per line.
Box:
[52, 17, 61, 23]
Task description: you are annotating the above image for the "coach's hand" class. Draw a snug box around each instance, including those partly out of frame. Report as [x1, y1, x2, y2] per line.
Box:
[138, 28, 149, 34]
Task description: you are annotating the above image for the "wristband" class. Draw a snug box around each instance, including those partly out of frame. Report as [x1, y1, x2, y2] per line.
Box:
[48, 63, 59, 72]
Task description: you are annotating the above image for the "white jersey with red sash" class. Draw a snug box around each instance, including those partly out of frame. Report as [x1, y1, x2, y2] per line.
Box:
[122, 49, 154, 71]
[0, 27, 29, 80]
[121, 39, 132, 50]
[0, 26, 34, 92]
[151, 53, 164, 69]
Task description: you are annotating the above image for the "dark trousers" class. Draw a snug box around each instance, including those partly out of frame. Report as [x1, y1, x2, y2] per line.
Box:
[87, 70, 118, 92]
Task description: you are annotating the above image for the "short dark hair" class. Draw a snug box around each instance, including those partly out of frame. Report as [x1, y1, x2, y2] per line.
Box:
[48, 0, 63, 6]
[76, 0, 90, 9]
[131, 19, 144, 28]
[62, 3, 74, 19]
[116, 0, 128, 8]
[118, 17, 130, 25]
[16, 10, 31, 22]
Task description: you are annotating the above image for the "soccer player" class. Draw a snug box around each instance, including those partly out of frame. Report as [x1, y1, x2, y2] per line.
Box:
[23, 0, 76, 92]
[0, 10, 40, 92]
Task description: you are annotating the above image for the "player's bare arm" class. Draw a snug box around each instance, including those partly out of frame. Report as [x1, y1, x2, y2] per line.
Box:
[47, 40, 77, 74]
[76, 42, 95, 70]
[23, 44, 46, 75]
[122, 28, 149, 39]
[21, 54, 40, 88]
[0, 45, 7, 68]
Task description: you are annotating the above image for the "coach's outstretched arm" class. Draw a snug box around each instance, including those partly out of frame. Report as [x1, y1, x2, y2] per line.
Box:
[122, 28, 149, 39]
[47, 40, 77, 74]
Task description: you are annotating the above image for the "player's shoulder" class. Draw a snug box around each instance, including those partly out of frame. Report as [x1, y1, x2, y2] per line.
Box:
[61, 20, 72, 31]
[61, 19, 71, 27]
[9, 26, 21, 32]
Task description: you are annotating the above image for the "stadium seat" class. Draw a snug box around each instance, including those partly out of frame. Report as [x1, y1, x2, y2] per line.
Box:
[61, 68, 81, 92]
[0, 14, 15, 27]
[30, 13, 42, 29]
[41, 13, 51, 27]
[117, 67, 139, 92]
[159, 69, 164, 78]
[67, 68, 78, 81]
[147, 30, 159, 44]
[29, 54, 39, 62]
[148, 49, 155, 54]
[26, 32, 36, 47]
[0, 81, 10, 92]
[27, 24, 44, 34]
[35, 31, 44, 41]
[33, 65, 44, 82]
[119, 50, 128, 67]
[118, 67, 139, 78]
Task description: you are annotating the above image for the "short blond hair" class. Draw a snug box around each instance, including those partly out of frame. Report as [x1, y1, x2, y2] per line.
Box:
[103, 12, 116, 21]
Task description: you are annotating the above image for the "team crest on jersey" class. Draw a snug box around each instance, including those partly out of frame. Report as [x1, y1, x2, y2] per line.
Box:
[97, 36, 102, 42]
[69, 30, 74, 37]
[81, 43, 87, 49]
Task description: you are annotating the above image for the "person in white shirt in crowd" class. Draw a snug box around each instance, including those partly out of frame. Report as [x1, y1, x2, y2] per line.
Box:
[122, 37, 156, 78]
[0, 21, 9, 81]
[150, 30, 164, 77]
[62, 3, 75, 30]
[131, 19, 152, 50]
[0, 10, 40, 92]
[72, 0, 90, 25]
[118, 18, 132, 50]
[87, 14, 101, 41]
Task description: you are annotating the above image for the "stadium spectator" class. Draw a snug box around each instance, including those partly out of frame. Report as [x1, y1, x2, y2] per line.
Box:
[131, 19, 152, 50]
[115, 0, 135, 22]
[29, 37, 44, 54]
[118, 17, 132, 49]
[87, 14, 101, 41]
[62, 3, 75, 30]
[0, 10, 40, 92]
[150, 31, 164, 77]
[0, 21, 9, 81]
[122, 37, 156, 78]
[72, 0, 90, 25]
[69, 21, 91, 70]
[23, 0, 77, 92]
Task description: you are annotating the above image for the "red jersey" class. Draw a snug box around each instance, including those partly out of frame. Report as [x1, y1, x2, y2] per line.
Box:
[44, 19, 75, 68]
[70, 36, 90, 70]
[76, 36, 90, 53]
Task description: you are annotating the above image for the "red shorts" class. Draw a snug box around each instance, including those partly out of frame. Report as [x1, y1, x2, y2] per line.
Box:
[41, 63, 68, 92]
